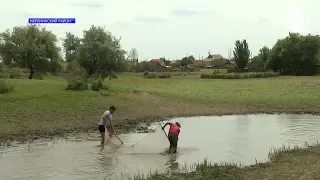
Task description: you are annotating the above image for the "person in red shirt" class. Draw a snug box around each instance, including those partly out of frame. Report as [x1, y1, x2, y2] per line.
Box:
[162, 122, 181, 153]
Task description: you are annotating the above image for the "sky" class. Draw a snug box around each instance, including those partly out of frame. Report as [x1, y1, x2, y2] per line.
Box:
[0, 0, 319, 61]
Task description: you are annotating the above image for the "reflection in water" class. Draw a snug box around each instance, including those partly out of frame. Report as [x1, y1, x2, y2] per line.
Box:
[1, 114, 320, 180]
[165, 154, 179, 172]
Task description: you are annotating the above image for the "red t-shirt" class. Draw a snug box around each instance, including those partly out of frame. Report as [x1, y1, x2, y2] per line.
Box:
[168, 122, 180, 135]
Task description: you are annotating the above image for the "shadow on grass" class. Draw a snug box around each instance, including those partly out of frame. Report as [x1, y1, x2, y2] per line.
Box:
[128, 141, 318, 180]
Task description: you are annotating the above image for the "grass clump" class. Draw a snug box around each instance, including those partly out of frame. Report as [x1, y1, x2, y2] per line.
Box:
[143, 71, 171, 79]
[143, 71, 157, 79]
[64, 66, 89, 91]
[33, 72, 44, 80]
[90, 78, 108, 91]
[130, 143, 316, 180]
[0, 79, 15, 94]
[200, 69, 228, 74]
[66, 78, 88, 91]
[200, 71, 280, 79]
[9, 68, 24, 79]
[66, 79, 88, 90]
[158, 74, 171, 79]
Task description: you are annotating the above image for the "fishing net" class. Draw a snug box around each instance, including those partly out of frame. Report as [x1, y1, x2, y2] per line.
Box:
[118, 125, 169, 154]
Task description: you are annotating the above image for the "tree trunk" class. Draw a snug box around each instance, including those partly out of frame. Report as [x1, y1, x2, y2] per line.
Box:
[29, 65, 34, 79]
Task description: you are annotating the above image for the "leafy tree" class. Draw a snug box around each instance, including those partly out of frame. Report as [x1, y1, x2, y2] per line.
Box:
[265, 39, 284, 73]
[248, 56, 265, 72]
[258, 46, 270, 63]
[265, 33, 320, 75]
[180, 55, 194, 67]
[0, 25, 61, 79]
[128, 48, 138, 60]
[75, 25, 126, 79]
[62, 32, 80, 63]
[0, 61, 4, 69]
[233, 40, 250, 71]
[171, 60, 181, 68]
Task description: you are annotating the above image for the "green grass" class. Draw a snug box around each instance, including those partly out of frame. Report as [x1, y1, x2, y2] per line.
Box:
[0, 76, 144, 140]
[130, 143, 315, 180]
[1, 74, 320, 141]
[109, 75, 320, 108]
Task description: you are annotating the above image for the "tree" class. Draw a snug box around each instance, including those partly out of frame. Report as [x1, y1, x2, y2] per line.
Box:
[233, 40, 250, 72]
[63, 32, 80, 63]
[258, 46, 270, 63]
[76, 25, 126, 79]
[265, 33, 320, 75]
[128, 48, 138, 60]
[248, 56, 265, 72]
[180, 55, 194, 67]
[0, 25, 61, 79]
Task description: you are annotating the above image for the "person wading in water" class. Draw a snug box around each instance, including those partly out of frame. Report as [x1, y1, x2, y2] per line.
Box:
[98, 106, 116, 145]
[162, 122, 181, 153]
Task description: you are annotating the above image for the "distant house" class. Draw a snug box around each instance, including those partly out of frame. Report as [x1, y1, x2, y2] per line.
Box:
[192, 60, 203, 65]
[150, 59, 166, 67]
[193, 54, 233, 68]
[203, 54, 224, 67]
[211, 58, 231, 68]
[203, 54, 224, 62]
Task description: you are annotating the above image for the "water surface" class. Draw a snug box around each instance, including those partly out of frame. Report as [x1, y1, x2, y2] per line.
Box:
[1, 114, 320, 180]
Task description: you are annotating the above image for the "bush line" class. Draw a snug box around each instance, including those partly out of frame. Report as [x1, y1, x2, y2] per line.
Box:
[200, 72, 280, 79]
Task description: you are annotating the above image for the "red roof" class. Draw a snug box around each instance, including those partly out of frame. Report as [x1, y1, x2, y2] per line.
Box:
[151, 59, 165, 66]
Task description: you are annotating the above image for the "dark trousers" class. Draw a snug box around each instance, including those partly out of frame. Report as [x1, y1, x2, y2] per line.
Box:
[168, 132, 178, 153]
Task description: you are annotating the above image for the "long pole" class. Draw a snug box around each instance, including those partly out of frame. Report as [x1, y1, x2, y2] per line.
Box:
[159, 123, 168, 138]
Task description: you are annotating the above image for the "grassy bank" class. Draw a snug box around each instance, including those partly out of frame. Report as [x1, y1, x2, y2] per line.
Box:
[131, 143, 320, 180]
[1, 74, 320, 142]
[109, 74, 320, 108]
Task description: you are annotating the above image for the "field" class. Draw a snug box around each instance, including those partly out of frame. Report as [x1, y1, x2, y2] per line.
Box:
[1, 74, 320, 179]
[111, 74, 320, 108]
[1, 74, 320, 141]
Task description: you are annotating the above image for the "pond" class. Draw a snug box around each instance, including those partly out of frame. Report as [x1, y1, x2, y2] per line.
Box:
[1, 114, 320, 180]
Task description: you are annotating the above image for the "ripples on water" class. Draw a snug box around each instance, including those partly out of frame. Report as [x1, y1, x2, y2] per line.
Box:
[0, 114, 320, 180]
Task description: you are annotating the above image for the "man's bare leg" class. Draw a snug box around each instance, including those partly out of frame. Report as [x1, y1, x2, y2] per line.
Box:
[100, 132, 105, 145]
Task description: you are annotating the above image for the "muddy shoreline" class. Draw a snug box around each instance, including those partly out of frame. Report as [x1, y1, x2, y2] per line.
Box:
[1, 108, 320, 147]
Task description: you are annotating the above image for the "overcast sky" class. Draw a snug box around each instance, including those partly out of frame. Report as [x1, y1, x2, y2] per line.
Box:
[0, 0, 319, 60]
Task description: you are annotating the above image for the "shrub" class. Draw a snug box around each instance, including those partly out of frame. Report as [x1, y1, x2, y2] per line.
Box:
[200, 72, 280, 79]
[108, 72, 118, 79]
[65, 68, 89, 91]
[64, 64, 89, 91]
[143, 71, 149, 76]
[91, 78, 108, 91]
[158, 74, 171, 78]
[9, 68, 23, 79]
[226, 65, 240, 73]
[145, 72, 157, 79]
[34, 72, 44, 80]
[0, 72, 9, 78]
[0, 79, 15, 94]
[66, 79, 88, 90]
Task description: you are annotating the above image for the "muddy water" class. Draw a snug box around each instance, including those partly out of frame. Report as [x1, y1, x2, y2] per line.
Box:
[1, 114, 320, 180]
